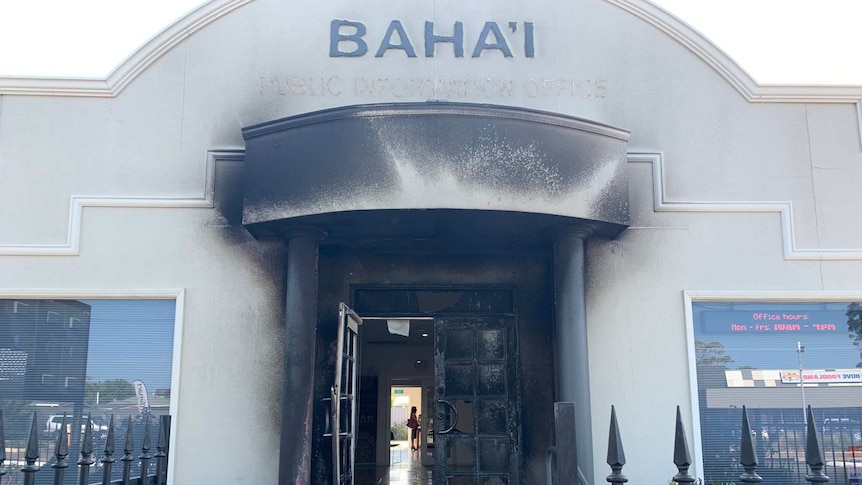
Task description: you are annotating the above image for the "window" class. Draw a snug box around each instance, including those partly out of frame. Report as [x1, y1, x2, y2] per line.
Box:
[692, 301, 862, 485]
[0, 298, 175, 483]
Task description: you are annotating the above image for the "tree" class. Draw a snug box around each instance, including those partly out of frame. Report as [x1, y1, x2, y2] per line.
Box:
[85, 379, 135, 404]
[695, 340, 734, 367]
[847, 302, 862, 357]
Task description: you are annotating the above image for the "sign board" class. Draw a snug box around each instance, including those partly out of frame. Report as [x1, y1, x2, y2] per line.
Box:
[133, 379, 150, 414]
[779, 370, 862, 384]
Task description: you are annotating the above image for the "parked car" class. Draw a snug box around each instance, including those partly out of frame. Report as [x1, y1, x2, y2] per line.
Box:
[45, 415, 109, 434]
[822, 418, 862, 442]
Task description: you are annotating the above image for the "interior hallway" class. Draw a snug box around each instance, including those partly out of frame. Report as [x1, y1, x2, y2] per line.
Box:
[355, 441, 432, 485]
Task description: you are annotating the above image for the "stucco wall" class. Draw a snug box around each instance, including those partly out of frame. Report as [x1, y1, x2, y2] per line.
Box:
[1, 0, 861, 483]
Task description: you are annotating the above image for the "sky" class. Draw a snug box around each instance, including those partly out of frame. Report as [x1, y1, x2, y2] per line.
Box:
[0, 0, 859, 85]
[82, 299, 176, 390]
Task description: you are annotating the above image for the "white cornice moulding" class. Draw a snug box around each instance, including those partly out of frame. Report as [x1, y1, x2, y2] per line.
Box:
[857, 101, 862, 151]
[0, 150, 244, 256]
[2, 149, 861, 261]
[0, 77, 113, 97]
[0, 288, 184, 299]
[106, 0, 255, 96]
[0, 0, 254, 97]
[605, 0, 862, 104]
[629, 153, 862, 261]
[685, 290, 862, 302]
[0, 0, 859, 104]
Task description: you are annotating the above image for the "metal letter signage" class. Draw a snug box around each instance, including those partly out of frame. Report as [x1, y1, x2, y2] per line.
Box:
[329, 20, 535, 58]
[425, 21, 464, 57]
[471, 21, 513, 57]
[330, 20, 369, 57]
[375, 20, 417, 57]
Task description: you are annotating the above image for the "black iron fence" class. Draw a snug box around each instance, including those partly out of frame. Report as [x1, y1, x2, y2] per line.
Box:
[0, 409, 170, 485]
[6, 402, 850, 485]
[701, 407, 862, 485]
[548, 404, 859, 485]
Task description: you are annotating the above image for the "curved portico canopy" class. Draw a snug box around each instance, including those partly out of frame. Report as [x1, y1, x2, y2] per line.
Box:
[241, 102, 631, 249]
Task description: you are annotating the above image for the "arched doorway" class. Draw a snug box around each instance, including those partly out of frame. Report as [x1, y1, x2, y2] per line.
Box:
[240, 102, 631, 484]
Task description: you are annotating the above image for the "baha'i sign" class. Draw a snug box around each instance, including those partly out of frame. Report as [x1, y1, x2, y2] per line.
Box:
[330, 20, 535, 58]
[253, 12, 617, 101]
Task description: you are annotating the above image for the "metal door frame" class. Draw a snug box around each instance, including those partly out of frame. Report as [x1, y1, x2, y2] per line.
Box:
[332, 302, 363, 485]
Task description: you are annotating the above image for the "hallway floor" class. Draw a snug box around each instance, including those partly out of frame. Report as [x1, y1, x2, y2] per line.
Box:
[356, 441, 432, 485]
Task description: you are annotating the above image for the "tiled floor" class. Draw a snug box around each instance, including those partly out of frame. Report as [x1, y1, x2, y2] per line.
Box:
[356, 441, 433, 485]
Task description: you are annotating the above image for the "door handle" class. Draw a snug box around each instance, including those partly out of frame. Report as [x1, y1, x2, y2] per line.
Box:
[437, 399, 459, 434]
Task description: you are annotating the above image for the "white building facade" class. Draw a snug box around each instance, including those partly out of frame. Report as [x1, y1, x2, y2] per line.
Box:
[1, 0, 861, 484]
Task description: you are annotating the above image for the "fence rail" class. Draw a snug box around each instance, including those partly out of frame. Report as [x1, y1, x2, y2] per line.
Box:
[0, 409, 170, 485]
[548, 404, 855, 485]
[5, 403, 849, 485]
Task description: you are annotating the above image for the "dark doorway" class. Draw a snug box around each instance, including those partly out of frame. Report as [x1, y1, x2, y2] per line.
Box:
[350, 306, 521, 485]
[315, 251, 555, 484]
[355, 316, 435, 484]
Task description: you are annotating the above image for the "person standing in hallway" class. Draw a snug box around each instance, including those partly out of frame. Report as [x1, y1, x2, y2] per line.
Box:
[407, 406, 420, 450]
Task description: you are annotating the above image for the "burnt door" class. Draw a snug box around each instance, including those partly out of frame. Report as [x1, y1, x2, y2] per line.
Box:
[434, 316, 520, 485]
[332, 302, 362, 485]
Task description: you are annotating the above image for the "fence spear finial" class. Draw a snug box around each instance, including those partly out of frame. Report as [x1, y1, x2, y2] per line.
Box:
[155, 415, 170, 485]
[139, 417, 152, 484]
[121, 416, 135, 485]
[739, 406, 762, 485]
[78, 412, 95, 485]
[606, 406, 628, 485]
[22, 411, 41, 482]
[102, 415, 117, 485]
[805, 405, 829, 484]
[104, 414, 116, 457]
[673, 406, 695, 485]
[51, 413, 69, 483]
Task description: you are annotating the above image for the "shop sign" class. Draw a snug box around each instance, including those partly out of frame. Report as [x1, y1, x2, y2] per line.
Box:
[133, 379, 151, 414]
[779, 369, 862, 384]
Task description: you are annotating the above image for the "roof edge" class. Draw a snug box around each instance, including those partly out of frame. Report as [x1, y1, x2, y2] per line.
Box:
[242, 102, 632, 141]
[0, 0, 859, 102]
